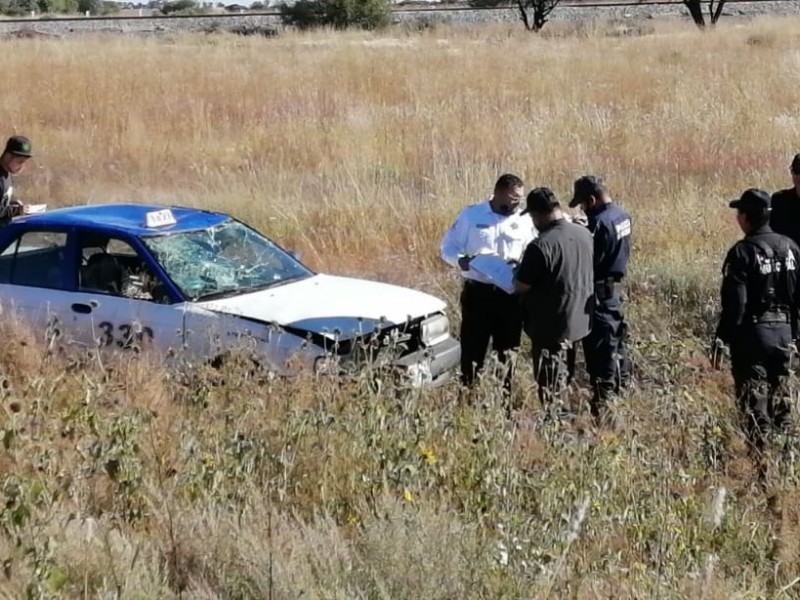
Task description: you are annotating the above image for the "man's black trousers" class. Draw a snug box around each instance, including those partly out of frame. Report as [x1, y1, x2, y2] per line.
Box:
[582, 292, 630, 413]
[730, 323, 793, 448]
[459, 280, 522, 392]
[531, 339, 577, 410]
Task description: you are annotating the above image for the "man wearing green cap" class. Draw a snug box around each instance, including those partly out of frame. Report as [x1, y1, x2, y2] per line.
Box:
[0, 135, 33, 226]
[715, 188, 800, 450]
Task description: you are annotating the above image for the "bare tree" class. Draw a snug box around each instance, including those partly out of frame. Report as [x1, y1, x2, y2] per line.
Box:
[469, 0, 561, 32]
[518, 0, 561, 31]
[682, 0, 726, 28]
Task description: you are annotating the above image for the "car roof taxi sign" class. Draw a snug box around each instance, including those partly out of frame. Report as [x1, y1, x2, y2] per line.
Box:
[145, 209, 177, 228]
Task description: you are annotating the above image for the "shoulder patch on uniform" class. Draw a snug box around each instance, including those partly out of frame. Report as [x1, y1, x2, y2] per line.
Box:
[614, 218, 631, 239]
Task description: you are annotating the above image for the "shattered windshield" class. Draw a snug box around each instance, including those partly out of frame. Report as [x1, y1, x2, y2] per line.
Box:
[141, 219, 312, 301]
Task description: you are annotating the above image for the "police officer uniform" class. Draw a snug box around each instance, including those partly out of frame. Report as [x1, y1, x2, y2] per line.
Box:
[569, 176, 632, 416]
[440, 181, 537, 391]
[514, 188, 594, 411]
[717, 188, 800, 447]
[770, 153, 800, 248]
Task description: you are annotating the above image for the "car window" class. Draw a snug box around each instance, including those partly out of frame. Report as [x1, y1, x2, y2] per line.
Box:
[78, 234, 171, 304]
[106, 238, 138, 256]
[0, 241, 17, 256]
[141, 219, 312, 301]
[0, 231, 68, 289]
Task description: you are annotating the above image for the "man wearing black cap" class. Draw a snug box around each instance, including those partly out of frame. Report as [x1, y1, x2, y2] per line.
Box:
[770, 153, 800, 248]
[716, 188, 800, 449]
[514, 187, 594, 414]
[569, 175, 632, 419]
[0, 135, 32, 226]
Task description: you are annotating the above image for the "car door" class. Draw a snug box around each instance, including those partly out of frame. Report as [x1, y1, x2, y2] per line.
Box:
[0, 228, 80, 347]
[68, 293, 186, 356]
[67, 231, 187, 356]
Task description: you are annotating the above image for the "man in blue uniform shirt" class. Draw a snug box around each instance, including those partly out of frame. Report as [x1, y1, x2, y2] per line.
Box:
[569, 175, 632, 419]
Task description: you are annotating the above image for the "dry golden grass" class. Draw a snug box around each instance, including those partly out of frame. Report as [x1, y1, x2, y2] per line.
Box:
[0, 18, 793, 333]
[1, 15, 800, 598]
[10, 18, 794, 289]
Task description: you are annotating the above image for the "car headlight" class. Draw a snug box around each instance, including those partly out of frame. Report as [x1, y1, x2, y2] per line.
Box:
[421, 314, 450, 347]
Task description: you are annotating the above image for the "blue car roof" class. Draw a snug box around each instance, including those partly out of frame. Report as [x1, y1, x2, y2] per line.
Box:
[13, 203, 229, 237]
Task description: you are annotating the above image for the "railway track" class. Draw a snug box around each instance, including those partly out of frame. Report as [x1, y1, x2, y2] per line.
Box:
[0, 0, 793, 23]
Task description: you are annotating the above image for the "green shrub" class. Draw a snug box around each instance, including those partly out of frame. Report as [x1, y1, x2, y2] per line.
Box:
[77, 0, 102, 13]
[0, 0, 33, 14]
[28, 0, 78, 13]
[280, 0, 390, 31]
[161, 0, 198, 14]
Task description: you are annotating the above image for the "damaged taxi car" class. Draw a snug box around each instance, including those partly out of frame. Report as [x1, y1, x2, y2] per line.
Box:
[0, 204, 460, 387]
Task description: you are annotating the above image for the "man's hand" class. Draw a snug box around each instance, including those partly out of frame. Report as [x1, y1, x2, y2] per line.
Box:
[10, 200, 25, 217]
[513, 279, 531, 295]
[458, 255, 473, 271]
[571, 213, 589, 227]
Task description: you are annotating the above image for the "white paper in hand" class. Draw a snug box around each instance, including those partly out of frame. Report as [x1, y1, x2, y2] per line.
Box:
[22, 204, 46, 214]
[468, 254, 516, 294]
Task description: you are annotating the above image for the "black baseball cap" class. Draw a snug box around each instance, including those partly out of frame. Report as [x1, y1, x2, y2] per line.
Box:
[4, 135, 32, 158]
[569, 175, 606, 208]
[521, 186, 560, 215]
[729, 188, 771, 213]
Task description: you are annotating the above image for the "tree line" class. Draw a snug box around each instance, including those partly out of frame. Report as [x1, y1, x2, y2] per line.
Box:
[280, 0, 730, 31]
[0, 0, 731, 29]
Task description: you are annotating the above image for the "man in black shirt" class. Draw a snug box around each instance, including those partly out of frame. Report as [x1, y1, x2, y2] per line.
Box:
[514, 187, 594, 414]
[0, 135, 32, 225]
[770, 153, 800, 247]
[716, 188, 800, 450]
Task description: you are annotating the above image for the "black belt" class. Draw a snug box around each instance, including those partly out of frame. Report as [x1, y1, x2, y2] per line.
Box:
[751, 310, 790, 324]
[594, 278, 624, 300]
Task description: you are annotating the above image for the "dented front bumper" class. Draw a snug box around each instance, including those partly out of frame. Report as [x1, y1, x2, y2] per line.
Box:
[392, 336, 461, 388]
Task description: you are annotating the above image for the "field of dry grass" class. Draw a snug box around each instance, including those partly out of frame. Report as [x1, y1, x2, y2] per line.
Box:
[1, 15, 800, 598]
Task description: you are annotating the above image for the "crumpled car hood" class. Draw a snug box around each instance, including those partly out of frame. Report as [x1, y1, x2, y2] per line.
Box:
[195, 273, 447, 339]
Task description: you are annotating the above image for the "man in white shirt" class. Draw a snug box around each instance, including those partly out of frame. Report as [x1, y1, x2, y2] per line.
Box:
[440, 173, 538, 394]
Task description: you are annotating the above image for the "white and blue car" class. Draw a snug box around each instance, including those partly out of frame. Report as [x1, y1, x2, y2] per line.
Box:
[0, 204, 460, 387]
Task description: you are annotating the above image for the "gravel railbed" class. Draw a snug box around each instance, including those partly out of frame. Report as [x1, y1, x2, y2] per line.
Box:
[0, 1, 798, 37]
